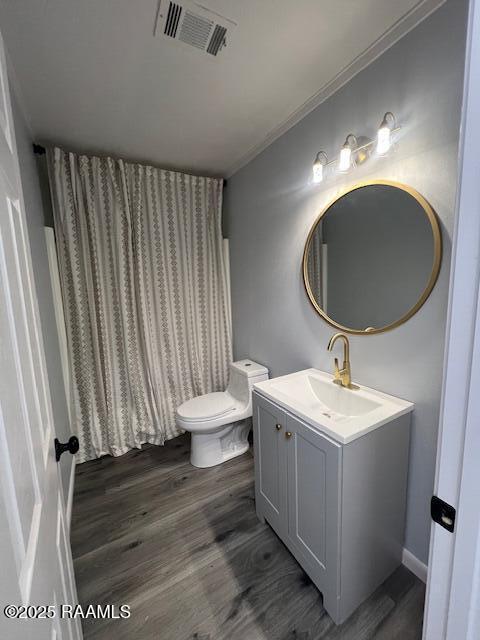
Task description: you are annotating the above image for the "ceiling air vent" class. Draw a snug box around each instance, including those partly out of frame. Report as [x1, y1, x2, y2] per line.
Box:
[179, 10, 212, 50]
[164, 2, 182, 37]
[207, 24, 227, 56]
[154, 1, 236, 57]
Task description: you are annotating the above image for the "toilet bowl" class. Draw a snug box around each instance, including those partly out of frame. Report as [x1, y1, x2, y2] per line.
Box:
[176, 359, 269, 468]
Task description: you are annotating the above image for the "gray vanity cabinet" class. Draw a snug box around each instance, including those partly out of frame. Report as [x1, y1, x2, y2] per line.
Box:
[285, 412, 341, 616]
[253, 390, 410, 625]
[253, 393, 288, 537]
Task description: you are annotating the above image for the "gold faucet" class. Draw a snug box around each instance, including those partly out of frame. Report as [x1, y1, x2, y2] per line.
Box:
[327, 333, 358, 390]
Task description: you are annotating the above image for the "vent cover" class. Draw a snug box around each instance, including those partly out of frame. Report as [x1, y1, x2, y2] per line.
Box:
[154, 1, 236, 57]
[207, 24, 227, 56]
[179, 10, 212, 50]
[164, 2, 182, 37]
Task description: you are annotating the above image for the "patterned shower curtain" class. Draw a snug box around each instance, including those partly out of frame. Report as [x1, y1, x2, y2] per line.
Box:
[47, 147, 232, 462]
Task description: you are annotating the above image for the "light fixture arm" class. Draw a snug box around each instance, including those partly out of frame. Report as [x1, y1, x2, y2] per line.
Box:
[344, 134, 357, 150]
[314, 151, 328, 166]
[380, 111, 396, 131]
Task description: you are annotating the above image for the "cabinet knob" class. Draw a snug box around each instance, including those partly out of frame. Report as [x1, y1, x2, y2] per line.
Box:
[275, 424, 282, 431]
[285, 431, 292, 439]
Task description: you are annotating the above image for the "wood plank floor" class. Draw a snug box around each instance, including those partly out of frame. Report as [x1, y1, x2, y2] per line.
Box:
[71, 434, 425, 639]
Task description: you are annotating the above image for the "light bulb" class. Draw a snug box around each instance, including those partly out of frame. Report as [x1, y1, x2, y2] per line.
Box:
[376, 126, 391, 155]
[376, 112, 396, 155]
[312, 161, 323, 184]
[312, 152, 327, 184]
[338, 134, 356, 172]
[338, 146, 352, 172]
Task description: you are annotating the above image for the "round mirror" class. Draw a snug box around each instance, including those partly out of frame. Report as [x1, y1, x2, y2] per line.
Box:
[303, 180, 442, 334]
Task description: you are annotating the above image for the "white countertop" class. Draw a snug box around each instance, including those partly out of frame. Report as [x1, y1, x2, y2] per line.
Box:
[254, 368, 414, 444]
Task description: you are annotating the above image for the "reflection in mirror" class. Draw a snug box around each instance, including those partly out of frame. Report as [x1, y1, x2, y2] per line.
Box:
[304, 183, 441, 334]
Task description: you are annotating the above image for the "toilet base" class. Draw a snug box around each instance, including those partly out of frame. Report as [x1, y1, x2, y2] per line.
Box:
[190, 419, 251, 468]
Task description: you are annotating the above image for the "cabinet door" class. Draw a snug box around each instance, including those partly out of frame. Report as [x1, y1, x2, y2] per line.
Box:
[253, 392, 287, 537]
[286, 413, 341, 611]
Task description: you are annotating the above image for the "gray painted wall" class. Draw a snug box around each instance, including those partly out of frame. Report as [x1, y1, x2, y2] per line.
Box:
[224, 0, 468, 564]
[11, 89, 71, 497]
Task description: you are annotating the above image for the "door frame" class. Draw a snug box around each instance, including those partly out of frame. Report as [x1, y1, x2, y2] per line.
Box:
[423, 0, 480, 637]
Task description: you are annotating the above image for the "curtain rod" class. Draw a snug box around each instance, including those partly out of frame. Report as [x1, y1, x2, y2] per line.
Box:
[32, 143, 227, 185]
[33, 143, 46, 155]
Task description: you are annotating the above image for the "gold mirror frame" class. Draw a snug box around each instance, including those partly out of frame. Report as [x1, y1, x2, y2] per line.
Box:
[302, 179, 442, 335]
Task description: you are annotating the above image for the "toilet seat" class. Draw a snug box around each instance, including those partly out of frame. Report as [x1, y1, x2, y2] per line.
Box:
[177, 392, 235, 423]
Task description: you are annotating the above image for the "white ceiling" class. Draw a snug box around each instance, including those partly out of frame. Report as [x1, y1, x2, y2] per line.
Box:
[0, 0, 443, 177]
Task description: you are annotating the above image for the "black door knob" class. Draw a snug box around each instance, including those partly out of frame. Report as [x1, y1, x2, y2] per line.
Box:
[54, 436, 79, 462]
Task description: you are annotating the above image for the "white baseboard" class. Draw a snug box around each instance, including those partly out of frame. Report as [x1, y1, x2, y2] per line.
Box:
[66, 458, 76, 533]
[402, 547, 428, 583]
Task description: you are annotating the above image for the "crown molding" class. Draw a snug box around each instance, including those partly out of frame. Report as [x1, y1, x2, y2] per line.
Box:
[225, 0, 446, 178]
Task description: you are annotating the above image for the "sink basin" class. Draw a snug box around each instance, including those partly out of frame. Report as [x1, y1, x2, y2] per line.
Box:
[271, 374, 381, 418]
[254, 369, 413, 444]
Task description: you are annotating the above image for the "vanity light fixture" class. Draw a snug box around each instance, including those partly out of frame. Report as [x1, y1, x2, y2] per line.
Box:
[338, 134, 357, 172]
[312, 151, 328, 183]
[311, 112, 400, 185]
[377, 112, 396, 155]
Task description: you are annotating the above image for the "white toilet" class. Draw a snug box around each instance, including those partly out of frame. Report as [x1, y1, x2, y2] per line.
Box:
[176, 359, 269, 468]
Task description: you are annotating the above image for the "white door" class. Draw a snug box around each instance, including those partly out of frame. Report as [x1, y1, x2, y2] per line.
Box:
[0, 30, 82, 640]
[423, 0, 480, 638]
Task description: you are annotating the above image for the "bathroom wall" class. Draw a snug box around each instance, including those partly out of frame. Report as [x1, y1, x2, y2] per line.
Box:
[10, 87, 71, 498]
[224, 0, 468, 564]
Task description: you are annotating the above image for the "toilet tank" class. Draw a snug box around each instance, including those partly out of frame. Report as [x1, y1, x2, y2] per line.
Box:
[227, 359, 269, 406]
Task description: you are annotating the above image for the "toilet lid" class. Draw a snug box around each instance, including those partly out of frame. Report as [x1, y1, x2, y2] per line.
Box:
[177, 392, 235, 422]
